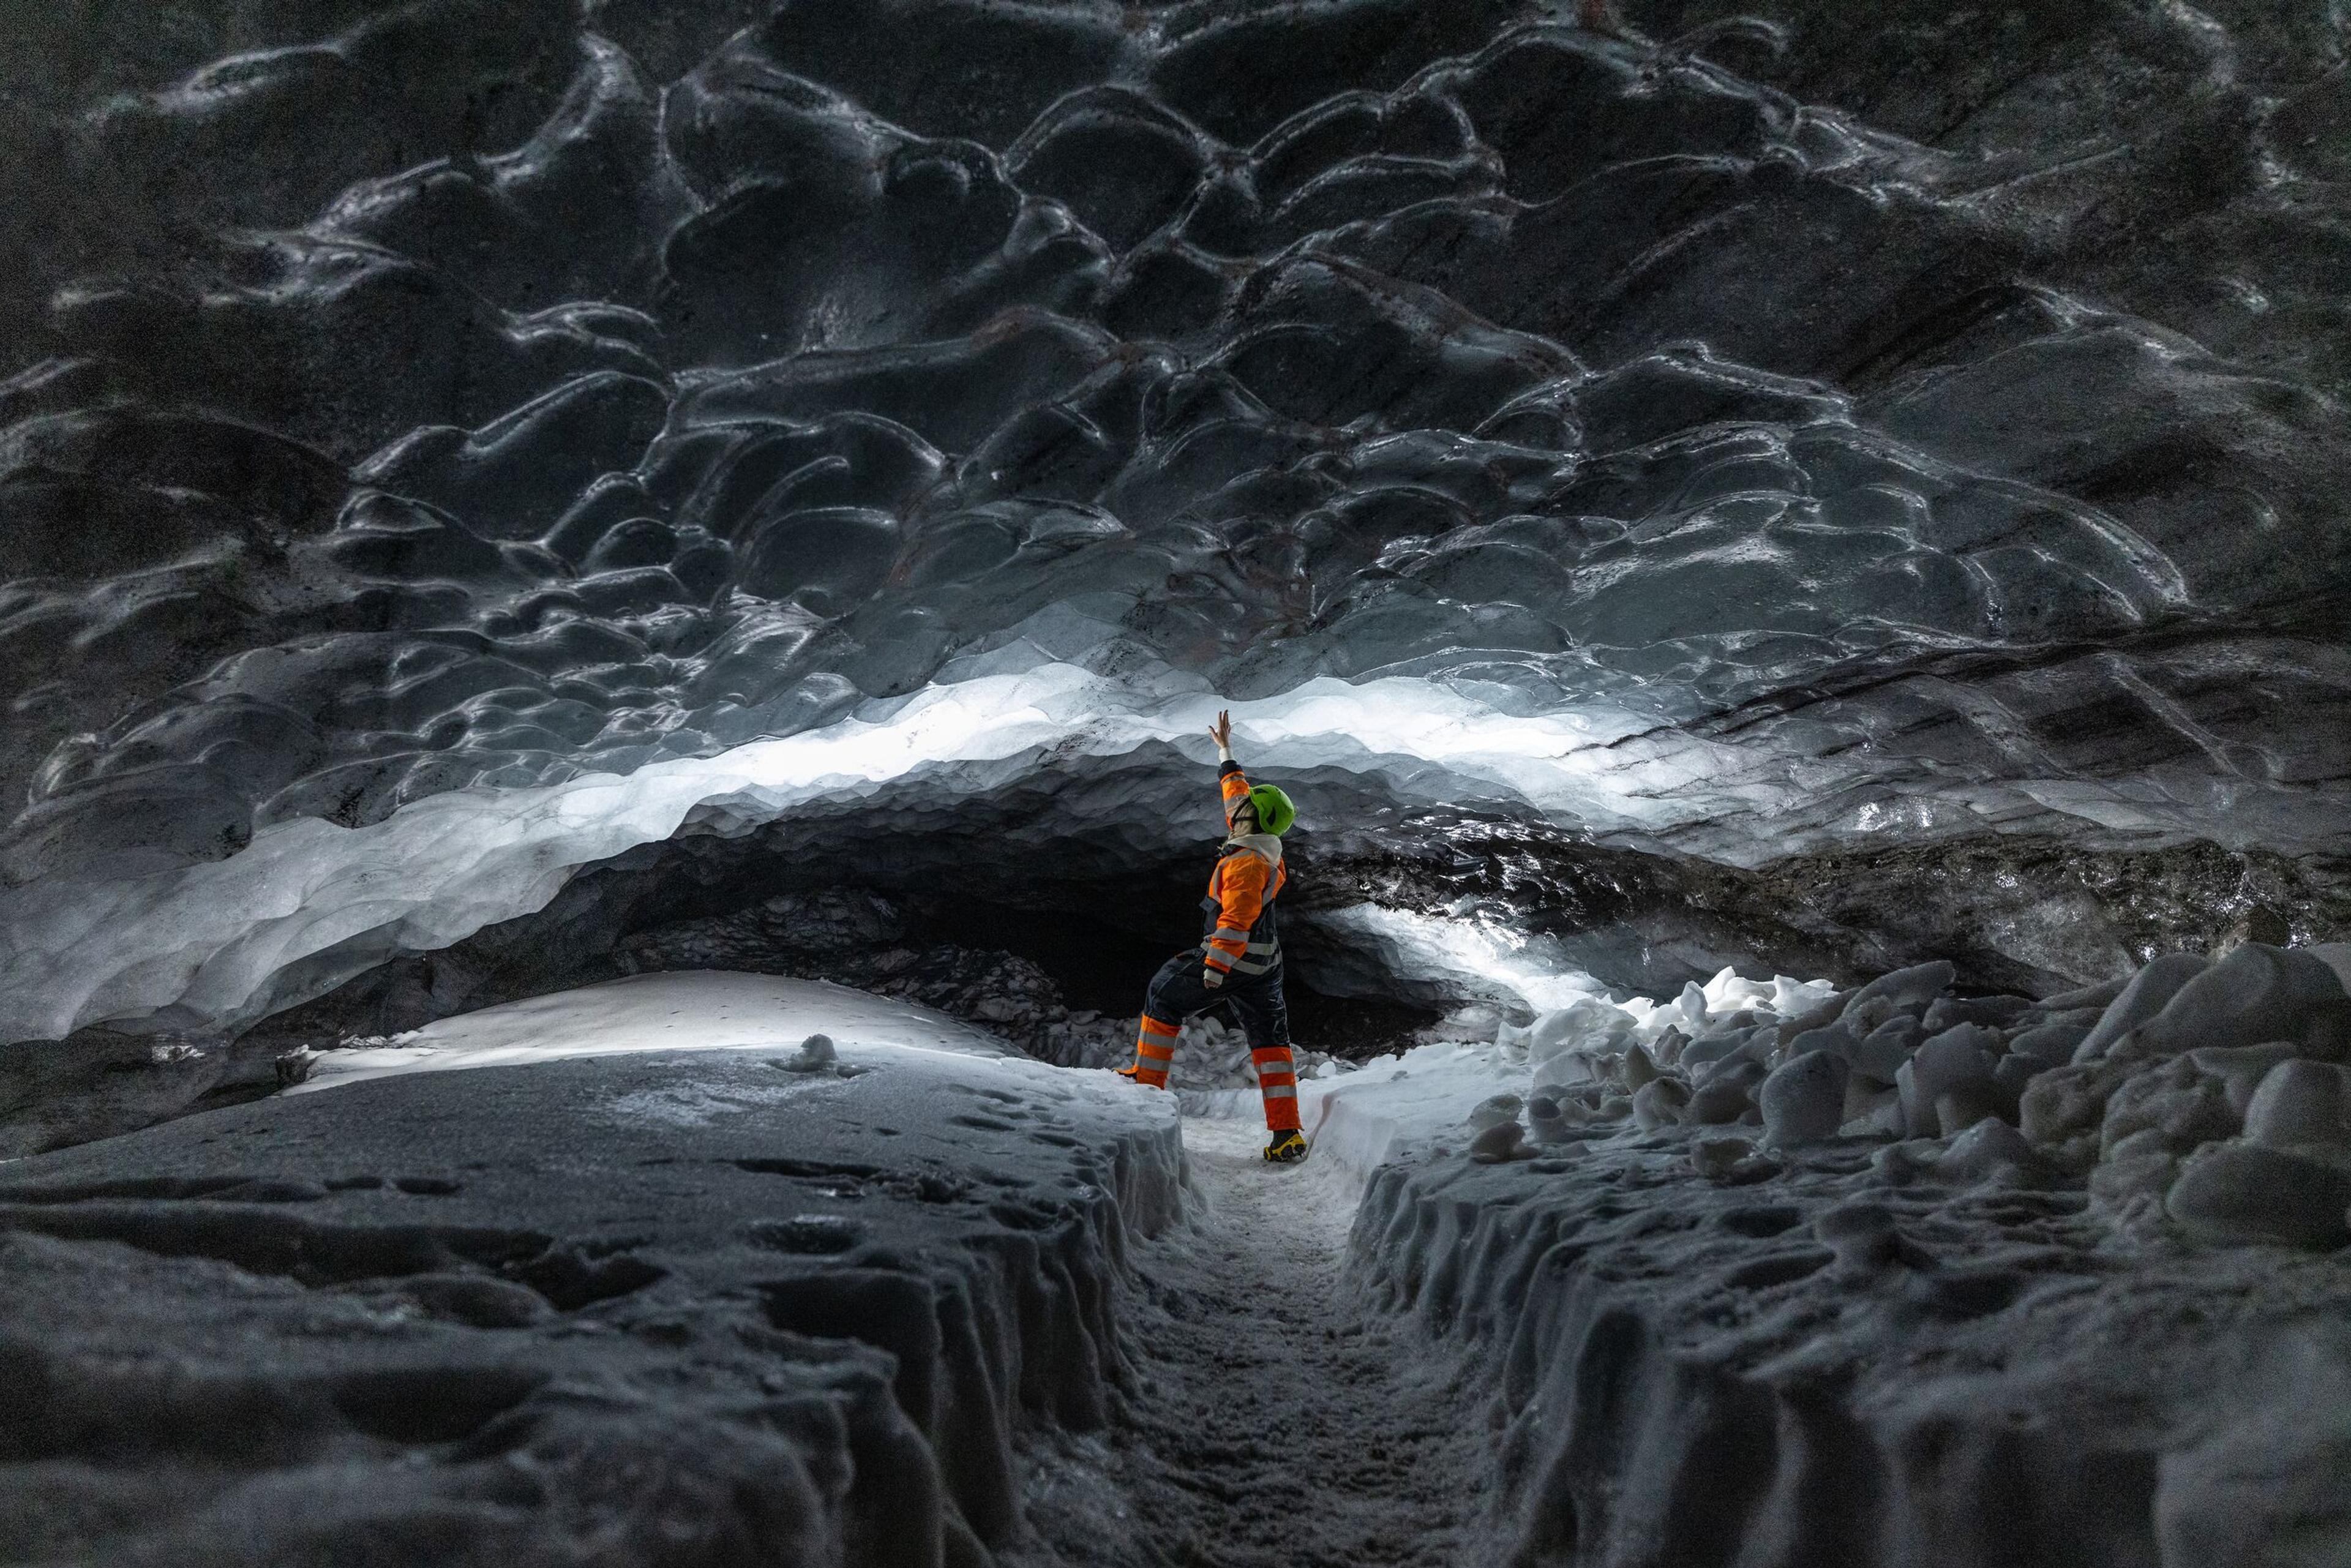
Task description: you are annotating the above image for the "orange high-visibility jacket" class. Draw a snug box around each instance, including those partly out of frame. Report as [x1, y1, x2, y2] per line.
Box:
[1202, 761, 1286, 977]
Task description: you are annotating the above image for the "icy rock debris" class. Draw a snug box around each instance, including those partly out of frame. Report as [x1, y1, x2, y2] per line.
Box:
[1481, 943, 2351, 1247]
[778, 1032, 836, 1071]
[1162, 1010, 1342, 1103]
[1348, 942, 2351, 1568]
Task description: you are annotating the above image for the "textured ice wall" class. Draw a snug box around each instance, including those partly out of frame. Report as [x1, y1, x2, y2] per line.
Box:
[1350, 940, 2351, 1565]
[3, 1, 2349, 1038]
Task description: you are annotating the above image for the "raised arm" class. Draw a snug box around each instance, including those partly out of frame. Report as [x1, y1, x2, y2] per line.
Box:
[1210, 708, 1252, 827]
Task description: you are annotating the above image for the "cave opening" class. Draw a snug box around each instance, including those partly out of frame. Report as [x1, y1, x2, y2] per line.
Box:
[222, 812, 1452, 1068]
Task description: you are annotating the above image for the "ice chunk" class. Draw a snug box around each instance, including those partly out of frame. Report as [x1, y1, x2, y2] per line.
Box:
[2242, 1060, 2351, 1153]
[780, 1033, 838, 1073]
[1467, 1093, 1526, 1133]
[1527, 998, 1635, 1090]
[1759, 1050, 1848, 1145]
[2308, 943, 2351, 996]
[1851, 1016, 1924, 1082]
[2135, 945, 2349, 1057]
[1938, 1117, 2039, 1182]
[1687, 1059, 1764, 1125]
[2074, 953, 2210, 1062]
[1631, 1078, 1690, 1130]
[1897, 1024, 2000, 1139]
[1838, 962, 1955, 1027]
[2005, 1021, 2089, 1068]
[2187, 1042, 2307, 1116]
[2166, 1144, 2351, 1250]
[1769, 975, 1839, 1016]
[1468, 1120, 1528, 1163]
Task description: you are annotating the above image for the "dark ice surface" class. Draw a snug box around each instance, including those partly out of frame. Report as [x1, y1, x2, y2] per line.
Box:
[0, 1033, 1184, 1565]
[1355, 1130, 2351, 1568]
[2, 0, 2348, 1052]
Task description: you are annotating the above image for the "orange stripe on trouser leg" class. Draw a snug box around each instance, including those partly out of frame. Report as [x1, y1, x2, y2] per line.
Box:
[1252, 1047, 1302, 1131]
[1130, 1020, 1179, 1087]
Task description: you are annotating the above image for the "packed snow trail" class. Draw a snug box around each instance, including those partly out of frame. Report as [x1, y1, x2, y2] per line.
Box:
[1021, 1116, 1499, 1567]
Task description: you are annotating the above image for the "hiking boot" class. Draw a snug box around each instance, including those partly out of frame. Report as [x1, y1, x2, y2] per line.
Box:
[1114, 1065, 1162, 1088]
[1264, 1128, 1308, 1163]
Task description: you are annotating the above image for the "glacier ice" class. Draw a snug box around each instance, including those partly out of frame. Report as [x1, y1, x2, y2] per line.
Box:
[1327, 937, 2351, 1563]
[3, 4, 2350, 1566]
[2, 0, 2349, 1054]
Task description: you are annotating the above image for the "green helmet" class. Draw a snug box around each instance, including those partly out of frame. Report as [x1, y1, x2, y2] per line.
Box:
[1242, 782, 1295, 836]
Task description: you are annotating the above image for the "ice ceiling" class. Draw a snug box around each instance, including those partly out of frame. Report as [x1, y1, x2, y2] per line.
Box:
[2, 0, 2349, 1044]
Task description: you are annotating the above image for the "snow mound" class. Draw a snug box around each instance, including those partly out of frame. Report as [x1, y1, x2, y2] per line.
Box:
[291, 969, 1019, 1096]
[1336, 942, 2351, 1563]
[1431, 942, 2351, 1248]
[0, 980, 1187, 1564]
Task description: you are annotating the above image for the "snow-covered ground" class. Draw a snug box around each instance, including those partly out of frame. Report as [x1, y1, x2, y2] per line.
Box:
[1149, 940, 2351, 1564]
[1330, 941, 2351, 1565]
[0, 977, 1188, 1566]
[290, 969, 1024, 1094]
[1016, 1114, 1502, 1567]
[9, 950, 2351, 1566]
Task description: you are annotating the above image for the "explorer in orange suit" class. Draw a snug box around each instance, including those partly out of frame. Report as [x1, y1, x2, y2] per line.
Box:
[1117, 710, 1308, 1163]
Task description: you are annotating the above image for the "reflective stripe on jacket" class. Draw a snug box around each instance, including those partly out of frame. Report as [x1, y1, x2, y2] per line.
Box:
[1203, 761, 1285, 975]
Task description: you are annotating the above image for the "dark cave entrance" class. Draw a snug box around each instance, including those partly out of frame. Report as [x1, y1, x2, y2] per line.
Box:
[907, 896, 1442, 1054]
[243, 815, 1445, 1063]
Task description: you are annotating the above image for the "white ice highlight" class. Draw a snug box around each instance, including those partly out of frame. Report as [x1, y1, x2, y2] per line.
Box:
[288, 970, 1018, 1097]
[0, 624, 2322, 1046]
[0, 653, 1706, 1043]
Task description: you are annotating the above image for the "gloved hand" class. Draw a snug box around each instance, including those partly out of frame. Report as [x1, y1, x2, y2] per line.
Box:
[1202, 967, 1224, 989]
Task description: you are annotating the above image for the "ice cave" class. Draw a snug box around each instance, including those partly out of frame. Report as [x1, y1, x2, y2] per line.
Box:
[3, 1, 2350, 1562]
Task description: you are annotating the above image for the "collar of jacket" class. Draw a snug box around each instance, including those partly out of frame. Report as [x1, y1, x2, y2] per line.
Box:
[1221, 831, 1284, 869]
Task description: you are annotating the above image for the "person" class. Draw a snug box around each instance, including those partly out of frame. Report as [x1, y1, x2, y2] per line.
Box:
[1116, 710, 1308, 1163]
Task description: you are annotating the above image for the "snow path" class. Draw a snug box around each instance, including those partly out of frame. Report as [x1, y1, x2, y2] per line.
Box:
[1027, 1116, 1497, 1567]
[282, 975, 1507, 1561]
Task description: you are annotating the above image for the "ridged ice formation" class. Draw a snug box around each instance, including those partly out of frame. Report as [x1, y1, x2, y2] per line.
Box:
[1354, 939, 2351, 1564]
[0, 981, 1190, 1563]
[2, 1, 2347, 1040]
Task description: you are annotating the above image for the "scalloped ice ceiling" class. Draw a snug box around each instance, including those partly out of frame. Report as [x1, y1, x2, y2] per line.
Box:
[1, 0, 2348, 1045]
